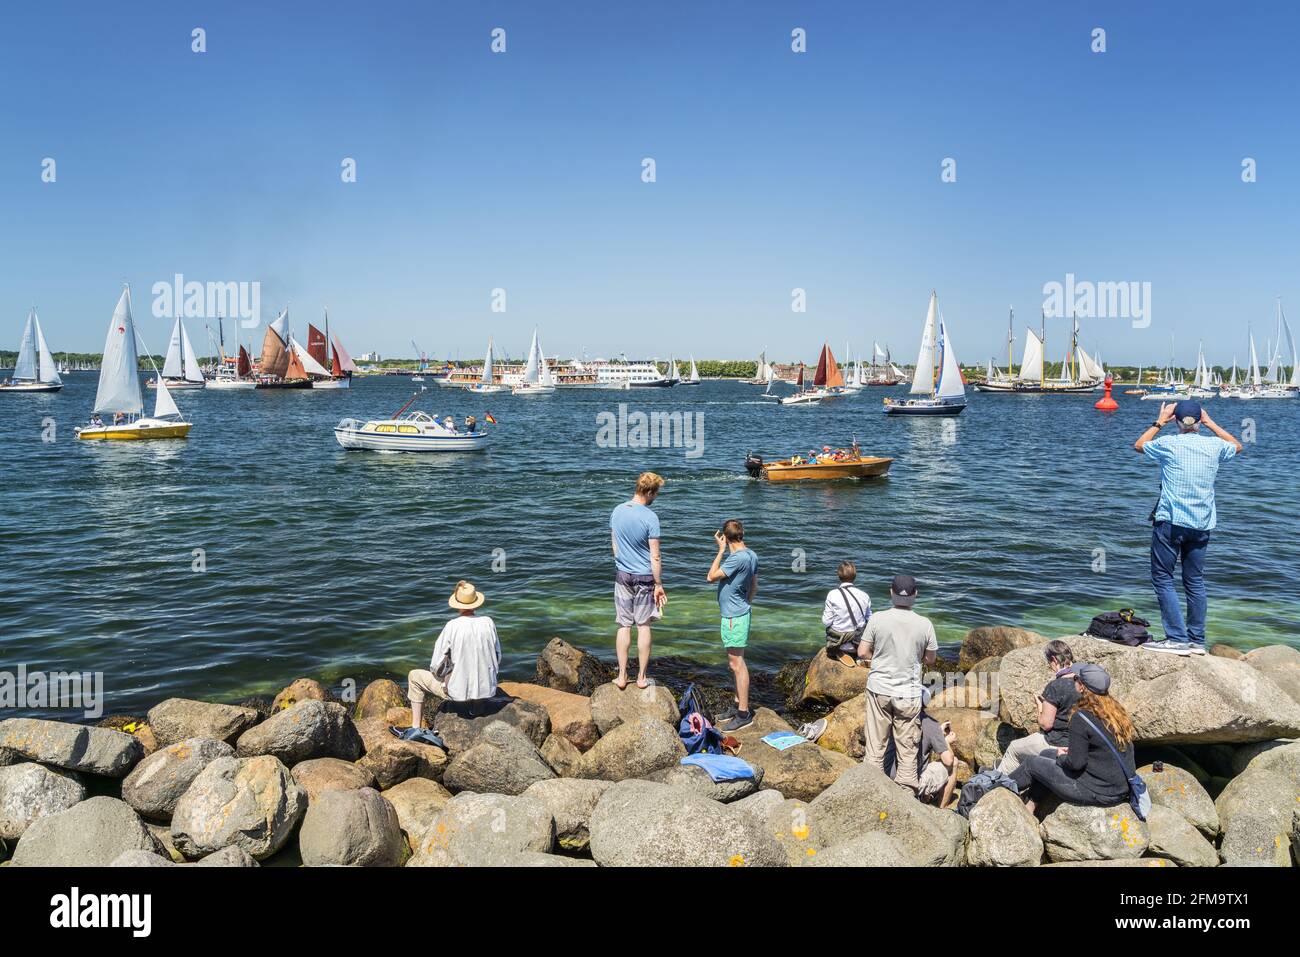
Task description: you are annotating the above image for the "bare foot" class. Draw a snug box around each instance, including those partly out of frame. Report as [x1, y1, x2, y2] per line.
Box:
[613, 676, 629, 691]
[636, 676, 652, 690]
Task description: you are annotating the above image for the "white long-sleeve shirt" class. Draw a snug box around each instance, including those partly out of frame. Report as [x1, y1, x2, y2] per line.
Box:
[822, 585, 871, 635]
[429, 614, 501, 701]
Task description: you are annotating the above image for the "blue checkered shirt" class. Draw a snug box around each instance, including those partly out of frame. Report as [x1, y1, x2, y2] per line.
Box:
[1142, 432, 1237, 530]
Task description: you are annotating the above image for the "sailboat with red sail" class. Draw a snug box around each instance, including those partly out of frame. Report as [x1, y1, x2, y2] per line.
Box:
[312, 309, 354, 389]
[780, 343, 845, 405]
[257, 308, 313, 389]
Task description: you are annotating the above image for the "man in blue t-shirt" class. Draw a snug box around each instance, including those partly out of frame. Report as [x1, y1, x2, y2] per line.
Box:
[610, 472, 667, 690]
[706, 519, 758, 732]
[1134, 400, 1242, 655]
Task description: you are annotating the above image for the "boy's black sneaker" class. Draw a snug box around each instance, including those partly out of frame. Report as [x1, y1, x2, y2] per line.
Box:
[720, 711, 754, 733]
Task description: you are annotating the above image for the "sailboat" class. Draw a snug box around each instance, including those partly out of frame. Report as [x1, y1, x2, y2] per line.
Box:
[1124, 365, 1148, 396]
[883, 291, 967, 416]
[838, 344, 863, 394]
[512, 329, 557, 396]
[206, 312, 256, 389]
[76, 286, 192, 440]
[667, 356, 682, 386]
[681, 355, 701, 386]
[309, 310, 353, 389]
[780, 343, 844, 405]
[465, 337, 507, 393]
[867, 342, 902, 386]
[256, 309, 311, 389]
[1, 308, 63, 393]
[147, 317, 206, 389]
[1187, 343, 1216, 399]
[750, 350, 774, 386]
[325, 324, 358, 389]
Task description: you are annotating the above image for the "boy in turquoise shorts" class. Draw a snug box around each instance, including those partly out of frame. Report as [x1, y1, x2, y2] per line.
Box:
[707, 519, 758, 731]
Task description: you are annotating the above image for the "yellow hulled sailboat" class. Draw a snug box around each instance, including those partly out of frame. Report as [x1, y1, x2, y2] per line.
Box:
[76, 286, 193, 440]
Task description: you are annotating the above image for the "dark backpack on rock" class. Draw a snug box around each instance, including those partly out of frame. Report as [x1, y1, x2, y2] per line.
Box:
[956, 769, 1020, 818]
[1086, 609, 1152, 646]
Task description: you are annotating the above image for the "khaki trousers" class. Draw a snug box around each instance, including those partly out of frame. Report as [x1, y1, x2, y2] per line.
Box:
[996, 731, 1051, 775]
[406, 668, 448, 704]
[865, 691, 923, 790]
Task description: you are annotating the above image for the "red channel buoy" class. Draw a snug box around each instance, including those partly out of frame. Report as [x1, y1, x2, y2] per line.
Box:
[1095, 374, 1119, 411]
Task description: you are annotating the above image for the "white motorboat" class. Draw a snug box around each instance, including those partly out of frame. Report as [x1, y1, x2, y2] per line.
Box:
[334, 410, 489, 452]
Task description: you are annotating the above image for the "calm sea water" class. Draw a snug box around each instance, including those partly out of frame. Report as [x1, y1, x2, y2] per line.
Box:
[1, 375, 1295, 719]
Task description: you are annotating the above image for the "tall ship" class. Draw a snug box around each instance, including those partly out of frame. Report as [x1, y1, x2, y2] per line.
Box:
[256, 308, 312, 389]
[866, 342, 904, 385]
[1, 308, 63, 393]
[974, 311, 1101, 394]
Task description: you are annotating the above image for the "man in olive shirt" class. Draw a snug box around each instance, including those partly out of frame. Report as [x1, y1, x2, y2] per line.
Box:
[857, 574, 938, 792]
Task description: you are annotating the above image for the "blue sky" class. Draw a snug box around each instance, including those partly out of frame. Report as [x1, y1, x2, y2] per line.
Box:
[2, 1, 1297, 366]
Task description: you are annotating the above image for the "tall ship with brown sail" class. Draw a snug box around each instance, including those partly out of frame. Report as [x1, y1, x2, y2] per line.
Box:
[256, 309, 312, 389]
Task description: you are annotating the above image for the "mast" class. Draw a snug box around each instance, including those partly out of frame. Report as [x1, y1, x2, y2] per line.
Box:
[1039, 309, 1046, 387]
[1008, 306, 1015, 378]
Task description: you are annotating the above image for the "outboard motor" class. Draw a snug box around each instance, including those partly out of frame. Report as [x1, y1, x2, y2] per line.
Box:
[744, 452, 763, 478]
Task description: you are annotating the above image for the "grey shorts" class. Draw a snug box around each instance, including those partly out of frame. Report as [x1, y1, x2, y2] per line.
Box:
[614, 571, 661, 627]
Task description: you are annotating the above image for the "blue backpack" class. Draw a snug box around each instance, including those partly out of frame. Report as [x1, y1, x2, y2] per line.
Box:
[677, 683, 722, 755]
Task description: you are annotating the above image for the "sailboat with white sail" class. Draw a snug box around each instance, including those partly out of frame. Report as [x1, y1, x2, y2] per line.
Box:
[866, 342, 902, 386]
[750, 350, 775, 386]
[512, 329, 557, 396]
[1187, 343, 1216, 399]
[256, 308, 312, 389]
[76, 286, 192, 440]
[1, 308, 63, 393]
[147, 317, 206, 389]
[681, 355, 701, 386]
[883, 291, 967, 416]
[780, 343, 845, 405]
[466, 337, 507, 393]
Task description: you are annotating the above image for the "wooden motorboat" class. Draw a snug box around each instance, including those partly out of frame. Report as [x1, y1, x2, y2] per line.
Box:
[745, 451, 892, 482]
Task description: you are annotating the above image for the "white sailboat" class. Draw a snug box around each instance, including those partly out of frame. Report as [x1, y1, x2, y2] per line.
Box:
[465, 337, 506, 393]
[681, 355, 701, 386]
[311, 310, 353, 389]
[1187, 342, 1216, 399]
[77, 286, 192, 440]
[148, 317, 206, 389]
[512, 329, 556, 396]
[883, 291, 967, 416]
[1, 308, 63, 393]
[667, 356, 682, 385]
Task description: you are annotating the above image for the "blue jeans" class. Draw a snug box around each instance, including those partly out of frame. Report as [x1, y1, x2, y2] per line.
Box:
[1150, 521, 1210, 645]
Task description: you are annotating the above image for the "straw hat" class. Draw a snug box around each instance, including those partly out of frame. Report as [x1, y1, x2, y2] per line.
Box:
[448, 580, 485, 610]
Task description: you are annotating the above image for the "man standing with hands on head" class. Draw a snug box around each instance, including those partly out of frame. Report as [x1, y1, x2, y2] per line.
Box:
[706, 519, 758, 732]
[1134, 400, 1242, 656]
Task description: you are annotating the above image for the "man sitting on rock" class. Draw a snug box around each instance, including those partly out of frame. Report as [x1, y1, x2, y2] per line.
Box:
[857, 574, 937, 792]
[403, 580, 501, 730]
[997, 640, 1080, 775]
[822, 560, 871, 666]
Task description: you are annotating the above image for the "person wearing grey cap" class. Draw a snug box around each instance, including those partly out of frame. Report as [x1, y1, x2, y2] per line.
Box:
[1008, 663, 1138, 814]
[856, 574, 938, 792]
[1134, 399, 1242, 656]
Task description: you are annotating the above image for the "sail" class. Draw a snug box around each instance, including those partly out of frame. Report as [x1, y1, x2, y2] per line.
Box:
[284, 348, 309, 382]
[291, 336, 331, 376]
[307, 324, 328, 368]
[669, 357, 681, 381]
[237, 345, 252, 378]
[181, 321, 204, 382]
[689, 356, 700, 382]
[1076, 345, 1104, 381]
[890, 362, 906, 378]
[162, 318, 184, 378]
[936, 319, 965, 399]
[910, 293, 938, 395]
[539, 345, 554, 386]
[34, 315, 61, 385]
[153, 377, 181, 420]
[482, 339, 494, 383]
[522, 330, 540, 383]
[1282, 304, 1300, 387]
[331, 334, 356, 374]
[260, 310, 290, 378]
[1018, 329, 1045, 383]
[1228, 359, 1237, 387]
[94, 287, 144, 416]
[795, 363, 805, 389]
[1248, 334, 1261, 387]
[14, 311, 37, 381]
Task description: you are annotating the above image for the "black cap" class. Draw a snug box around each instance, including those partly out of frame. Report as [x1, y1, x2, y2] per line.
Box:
[891, 574, 918, 604]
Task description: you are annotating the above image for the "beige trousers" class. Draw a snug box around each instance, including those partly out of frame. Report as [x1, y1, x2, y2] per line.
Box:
[406, 668, 447, 704]
[864, 692, 923, 790]
[996, 731, 1051, 775]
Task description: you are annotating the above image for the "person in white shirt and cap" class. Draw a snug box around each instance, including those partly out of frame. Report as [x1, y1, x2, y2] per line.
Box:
[822, 560, 871, 666]
[405, 580, 502, 729]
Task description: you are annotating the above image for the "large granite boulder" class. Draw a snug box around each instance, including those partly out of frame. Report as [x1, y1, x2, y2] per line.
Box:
[499, 681, 600, 751]
[147, 699, 260, 747]
[818, 694, 866, 759]
[960, 626, 1047, 671]
[588, 682, 679, 735]
[11, 796, 161, 867]
[999, 635, 1300, 745]
[1039, 802, 1149, 863]
[796, 650, 869, 709]
[381, 777, 452, 850]
[540, 733, 583, 777]
[299, 787, 405, 867]
[170, 755, 306, 861]
[1244, 645, 1300, 706]
[110, 846, 259, 867]
[589, 780, 785, 867]
[0, 762, 87, 839]
[0, 717, 144, 777]
[407, 792, 555, 866]
[656, 761, 763, 802]
[577, 716, 684, 782]
[535, 637, 615, 696]
[973, 720, 1023, 772]
[966, 786, 1043, 867]
[121, 738, 234, 821]
[927, 706, 998, 768]
[354, 716, 449, 789]
[1215, 741, 1299, 866]
[1147, 805, 1218, 867]
[433, 697, 550, 752]
[522, 778, 612, 851]
[290, 757, 376, 801]
[443, 721, 556, 795]
[807, 832, 913, 867]
[271, 678, 328, 714]
[733, 794, 821, 866]
[1138, 762, 1219, 838]
[807, 762, 967, 866]
[730, 709, 855, 802]
[235, 700, 363, 764]
[354, 679, 409, 721]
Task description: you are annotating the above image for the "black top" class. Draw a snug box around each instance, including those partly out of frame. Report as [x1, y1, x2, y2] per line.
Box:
[1041, 676, 1081, 747]
[1057, 709, 1135, 802]
[918, 714, 949, 771]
